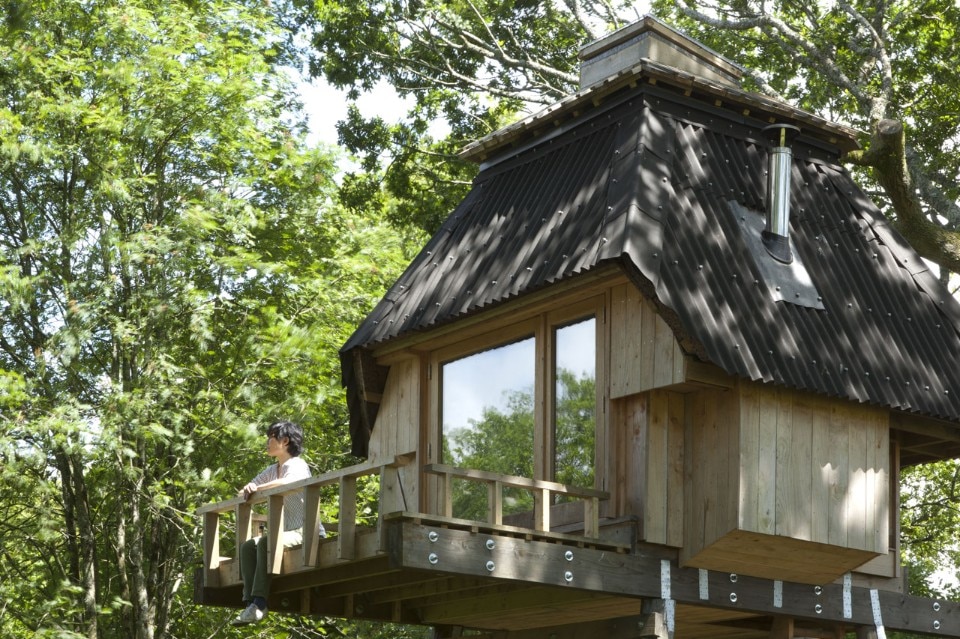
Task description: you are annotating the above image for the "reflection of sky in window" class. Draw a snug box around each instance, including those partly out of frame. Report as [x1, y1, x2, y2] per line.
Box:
[442, 318, 596, 430]
[442, 337, 534, 431]
[556, 318, 595, 385]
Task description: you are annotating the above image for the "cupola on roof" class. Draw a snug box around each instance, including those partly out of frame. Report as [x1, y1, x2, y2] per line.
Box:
[578, 15, 743, 90]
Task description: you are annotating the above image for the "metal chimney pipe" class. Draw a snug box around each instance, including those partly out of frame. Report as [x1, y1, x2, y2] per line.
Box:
[761, 124, 800, 264]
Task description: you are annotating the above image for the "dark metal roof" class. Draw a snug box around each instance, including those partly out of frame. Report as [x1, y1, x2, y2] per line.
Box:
[341, 80, 960, 455]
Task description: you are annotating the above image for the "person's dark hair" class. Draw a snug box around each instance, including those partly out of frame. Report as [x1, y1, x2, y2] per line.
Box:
[267, 420, 303, 457]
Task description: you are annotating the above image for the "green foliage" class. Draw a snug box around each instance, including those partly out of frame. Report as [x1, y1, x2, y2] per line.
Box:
[310, 0, 591, 234]
[0, 1, 418, 637]
[900, 460, 960, 598]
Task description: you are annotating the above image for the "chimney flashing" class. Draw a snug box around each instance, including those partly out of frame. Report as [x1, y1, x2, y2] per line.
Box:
[579, 15, 743, 90]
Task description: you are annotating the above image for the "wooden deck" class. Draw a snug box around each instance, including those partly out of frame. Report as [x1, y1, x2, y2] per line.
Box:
[195, 459, 958, 638]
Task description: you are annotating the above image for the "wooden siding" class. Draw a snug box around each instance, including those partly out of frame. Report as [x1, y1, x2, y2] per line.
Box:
[613, 390, 685, 547]
[682, 381, 890, 584]
[609, 283, 685, 398]
[368, 355, 422, 513]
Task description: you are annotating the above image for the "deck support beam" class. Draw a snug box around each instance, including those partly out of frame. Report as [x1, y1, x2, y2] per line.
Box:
[389, 519, 959, 637]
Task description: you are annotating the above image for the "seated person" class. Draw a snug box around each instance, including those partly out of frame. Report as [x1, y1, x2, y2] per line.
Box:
[232, 420, 323, 625]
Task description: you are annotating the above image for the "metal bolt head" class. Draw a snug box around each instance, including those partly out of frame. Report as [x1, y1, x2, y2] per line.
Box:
[729, 573, 738, 583]
[564, 571, 574, 583]
[485, 539, 496, 550]
[565, 550, 574, 561]
[428, 553, 439, 565]
[486, 560, 495, 572]
[428, 531, 439, 542]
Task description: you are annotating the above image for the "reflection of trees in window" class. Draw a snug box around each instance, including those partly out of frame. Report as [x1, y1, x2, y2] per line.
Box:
[554, 369, 596, 490]
[445, 370, 595, 521]
[439, 313, 597, 522]
[554, 318, 595, 491]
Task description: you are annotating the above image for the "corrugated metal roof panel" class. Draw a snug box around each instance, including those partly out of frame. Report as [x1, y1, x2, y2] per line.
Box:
[342, 84, 960, 430]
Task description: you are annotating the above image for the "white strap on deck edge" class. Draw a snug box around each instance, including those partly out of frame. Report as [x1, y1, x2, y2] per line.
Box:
[660, 559, 676, 635]
[870, 588, 887, 639]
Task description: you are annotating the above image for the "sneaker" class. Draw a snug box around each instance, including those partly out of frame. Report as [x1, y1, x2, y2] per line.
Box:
[231, 602, 266, 626]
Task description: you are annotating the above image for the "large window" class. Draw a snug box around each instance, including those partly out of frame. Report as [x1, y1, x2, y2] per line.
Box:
[436, 298, 602, 519]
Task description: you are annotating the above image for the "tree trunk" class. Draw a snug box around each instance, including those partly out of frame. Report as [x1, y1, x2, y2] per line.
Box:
[56, 448, 99, 639]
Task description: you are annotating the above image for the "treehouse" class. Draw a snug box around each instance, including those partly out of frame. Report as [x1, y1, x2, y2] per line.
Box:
[196, 16, 960, 639]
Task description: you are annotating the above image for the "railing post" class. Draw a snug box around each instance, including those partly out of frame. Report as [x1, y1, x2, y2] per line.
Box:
[302, 484, 322, 568]
[338, 475, 357, 560]
[533, 487, 550, 531]
[488, 480, 503, 525]
[584, 496, 599, 538]
[441, 471, 453, 518]
[268, 494, 285, 574]
[202, 511, 221, 587]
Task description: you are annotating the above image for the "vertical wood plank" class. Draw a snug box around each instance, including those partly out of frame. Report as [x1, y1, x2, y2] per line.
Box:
[488, 480, 503, 526]
[609, 284, 632, 398]
[268, 494, 284, 574]
[534, 487, 550, 531]
[645, 390, 668, 544]
[584, 497, 599, 538]
[338, 476, 357, 560]
[441, 471, 453, 518]
[828, 403, 849, 548]
[666, 391, 685, 547]
[774, 389, 793, 538]
[757, 384, 777, 535]
[810, 396, 831, 546]
[203, 511, 221, 587]
[302, 484, 322, 568]
[639, 298, 657, 392]
[788, 394, 812, 541]
[769, 616, 794, 639]
[653, 316, 675, 389]
[739, 381, 760, 533]
[847, 403, 868, 551]
[620, 394, 648, 519]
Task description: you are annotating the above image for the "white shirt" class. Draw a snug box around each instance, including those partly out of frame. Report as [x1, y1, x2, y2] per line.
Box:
[251, 456, 312, 532]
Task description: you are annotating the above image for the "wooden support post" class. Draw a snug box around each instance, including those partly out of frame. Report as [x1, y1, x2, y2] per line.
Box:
[856, 629, 879, 639]
[202, 511, 220, 587]
[236, 501, 253, 548]
[584, 496, 599, 538]
[533, 487, 550, 531]
[769, 617, 794, 639]
[302, 483, 322, 568]
[488, 480, 503, 525]
[338, 475, 357, 560]
[441, 471, 453, 517]
[268, 494, 284, 574]
[639, 599, 669, 639]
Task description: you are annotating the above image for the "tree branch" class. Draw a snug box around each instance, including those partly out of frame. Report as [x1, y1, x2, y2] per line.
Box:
[847, 119, 960, 273]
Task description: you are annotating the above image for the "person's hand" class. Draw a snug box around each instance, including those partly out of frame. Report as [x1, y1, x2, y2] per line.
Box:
[239, 482, 258, 500]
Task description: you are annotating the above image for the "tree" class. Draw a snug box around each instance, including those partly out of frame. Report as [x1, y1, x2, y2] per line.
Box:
[444, 368, 595, 520]
[0, 1, 418, 637]
[310, 0, 960, 280]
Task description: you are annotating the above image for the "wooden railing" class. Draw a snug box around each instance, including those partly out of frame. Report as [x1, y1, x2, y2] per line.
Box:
[196, 453, 414, 588]
[424, 464, 609, 538]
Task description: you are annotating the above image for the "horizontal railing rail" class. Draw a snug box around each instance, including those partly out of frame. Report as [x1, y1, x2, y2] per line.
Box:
[197, 452, 414, 588]
[423, 464, 609, 538]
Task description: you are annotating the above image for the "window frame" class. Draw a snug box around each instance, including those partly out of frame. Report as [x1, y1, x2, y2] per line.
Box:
[428, 294, 606, 489]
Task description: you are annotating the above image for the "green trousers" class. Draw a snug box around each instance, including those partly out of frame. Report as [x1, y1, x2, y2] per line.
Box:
[239, 529, 303, 603]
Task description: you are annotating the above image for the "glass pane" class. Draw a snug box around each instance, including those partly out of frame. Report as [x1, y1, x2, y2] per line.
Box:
[554, 317, 595, 488]
[442, 337, 536, 520]
[441, 336, 535, 476]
